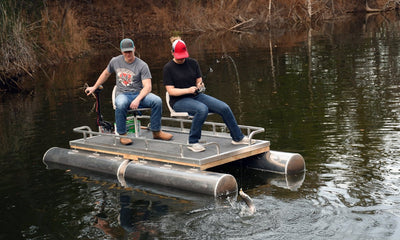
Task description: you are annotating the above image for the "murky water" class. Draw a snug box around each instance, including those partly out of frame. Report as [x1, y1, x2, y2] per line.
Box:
[1, 15, 400, 239]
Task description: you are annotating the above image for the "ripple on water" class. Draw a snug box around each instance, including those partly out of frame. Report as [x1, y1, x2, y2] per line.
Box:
[155, 192, 400, 240]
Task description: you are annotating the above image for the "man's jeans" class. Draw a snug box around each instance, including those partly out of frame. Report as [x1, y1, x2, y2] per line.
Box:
[173, 93, 244, 144]
[115, 92, 162, 134]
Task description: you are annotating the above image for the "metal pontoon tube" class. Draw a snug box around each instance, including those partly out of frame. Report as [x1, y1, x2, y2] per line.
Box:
[43, 147, 122, 175]
[123, 161, 237, 197]
[43, 147, 238, 197]
[244, 151, 305, 174]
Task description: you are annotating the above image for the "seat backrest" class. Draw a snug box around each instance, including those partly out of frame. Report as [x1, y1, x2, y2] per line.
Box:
[165, 92, 190, 117]
[112, 85, 117, 110]
[112, 85, 151, 114]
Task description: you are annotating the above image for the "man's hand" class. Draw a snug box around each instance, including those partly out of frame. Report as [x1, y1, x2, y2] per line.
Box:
[85, 86, 96, 96]
[129, 98, 140, 110]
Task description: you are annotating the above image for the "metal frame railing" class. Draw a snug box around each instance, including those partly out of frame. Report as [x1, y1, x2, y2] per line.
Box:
[73, 125, 221, 158]
[139, 116, 265, 140]
[72, 117, 264, 159]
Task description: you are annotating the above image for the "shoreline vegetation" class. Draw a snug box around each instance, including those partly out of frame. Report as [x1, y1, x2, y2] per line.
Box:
[1, 0, 88, 92]
[1, 0, 399, 92]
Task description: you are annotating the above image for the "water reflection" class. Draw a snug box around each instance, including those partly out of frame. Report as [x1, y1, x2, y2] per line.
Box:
[93, 190, 158, 239]
[64, 172, 196, 239]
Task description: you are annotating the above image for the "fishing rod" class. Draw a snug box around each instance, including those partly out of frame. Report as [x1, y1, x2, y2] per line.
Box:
[94, 86, 114, 133]
[85, 83, 114, 133]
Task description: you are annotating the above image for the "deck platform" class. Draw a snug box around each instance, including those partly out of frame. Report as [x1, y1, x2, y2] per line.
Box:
[70, 117, 269, 170]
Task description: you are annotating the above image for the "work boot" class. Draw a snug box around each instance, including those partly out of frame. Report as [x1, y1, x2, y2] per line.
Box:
[152, 131, 173, 140]
[120, 134, 133, 145]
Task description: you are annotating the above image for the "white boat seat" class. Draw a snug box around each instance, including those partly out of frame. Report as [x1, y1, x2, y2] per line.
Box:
[165, 91, 192, 118]
[165, 92, 213, 124]
[112, 85, 150, 137]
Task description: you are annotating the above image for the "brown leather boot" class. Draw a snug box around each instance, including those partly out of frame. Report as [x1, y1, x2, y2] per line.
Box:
[120, 134, 133, 145]
[153, 131, 173, 141]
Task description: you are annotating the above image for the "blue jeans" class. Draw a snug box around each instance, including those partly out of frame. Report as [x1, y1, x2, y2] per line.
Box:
[173, 93, 244, 144]
[115, 92, 162, 134]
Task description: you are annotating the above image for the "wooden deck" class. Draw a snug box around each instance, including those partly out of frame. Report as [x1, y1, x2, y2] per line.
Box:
[70, 118, 270, 170]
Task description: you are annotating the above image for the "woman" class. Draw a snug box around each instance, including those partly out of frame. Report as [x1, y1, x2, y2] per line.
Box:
[163, 36, 254, 152]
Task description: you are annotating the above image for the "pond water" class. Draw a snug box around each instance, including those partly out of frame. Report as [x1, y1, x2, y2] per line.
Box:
[1, 15, 400, 239]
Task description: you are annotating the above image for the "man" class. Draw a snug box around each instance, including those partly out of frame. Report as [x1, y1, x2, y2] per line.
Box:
[86, 38, 172, 145]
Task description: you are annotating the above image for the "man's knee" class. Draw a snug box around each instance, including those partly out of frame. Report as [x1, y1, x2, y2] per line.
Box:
[154, 96, 162, 106]
[115, 101, 128, 110]
[146, 93, 162, 107]
[115, 95, 130, 109]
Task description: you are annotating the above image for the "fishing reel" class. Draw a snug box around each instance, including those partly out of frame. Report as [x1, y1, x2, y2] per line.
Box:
[195, 84, 206, 94]
[98, 120, 114, 133]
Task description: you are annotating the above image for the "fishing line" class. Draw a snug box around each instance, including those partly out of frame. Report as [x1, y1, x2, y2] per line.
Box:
[203, 54, 240, 82]
[202, 54, 233, 80]
[239, 158, 244, 192]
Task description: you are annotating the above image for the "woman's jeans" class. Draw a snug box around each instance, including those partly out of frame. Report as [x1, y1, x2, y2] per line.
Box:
[173, 93, 244, 144]
[115, 92, 162, 134]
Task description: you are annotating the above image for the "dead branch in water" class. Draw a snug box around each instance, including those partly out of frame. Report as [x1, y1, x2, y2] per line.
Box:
[228, 18, 254, 31]
[365, 0, 399, 12]
[366, 0, 384, 12]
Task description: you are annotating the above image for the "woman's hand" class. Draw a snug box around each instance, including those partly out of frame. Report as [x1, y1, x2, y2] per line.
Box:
[196, 81, 204, 89]
[188, 86, 198, 94]
[197, 82, 205, 93]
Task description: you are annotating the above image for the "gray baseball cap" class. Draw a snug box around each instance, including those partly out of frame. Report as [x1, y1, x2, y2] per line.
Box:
[120, 38, 134, 52]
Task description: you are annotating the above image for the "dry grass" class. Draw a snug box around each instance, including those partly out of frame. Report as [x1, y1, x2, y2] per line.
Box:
[1, 0, 89, 91]
[148, 0, 364, 33]
[38, 2, 89, 63]
[74, 0, 398, 43]
[0, 1, 37, 87]
[149, 0, 265, 33]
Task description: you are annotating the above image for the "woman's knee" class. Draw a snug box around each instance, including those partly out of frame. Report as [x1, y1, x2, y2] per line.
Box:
[196, 105, 209, 117]
[217, 102, 233, 116]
